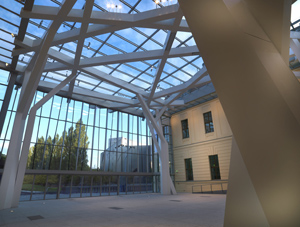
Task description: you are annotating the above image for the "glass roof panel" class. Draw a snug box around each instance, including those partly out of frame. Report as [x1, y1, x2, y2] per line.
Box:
[100, 44, 120, 55]
[291, 1, 300, 22]
[152, 30, 168, 46]
[7, 0, 297, 116]
[116, 29, 148, 46]
[107, 34, 137, 53]
[77, 74, 99, 85]
[111, 71, 132, 82]
[94, 87, 115, 95]
[131, 78, 149, 89]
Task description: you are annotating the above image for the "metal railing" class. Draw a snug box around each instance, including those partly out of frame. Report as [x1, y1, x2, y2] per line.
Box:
[192, 181, 228, 194]
[17, 169, 160, 201]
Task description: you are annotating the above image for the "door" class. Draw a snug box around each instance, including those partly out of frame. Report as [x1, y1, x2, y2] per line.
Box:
[209, 155, 221, 180]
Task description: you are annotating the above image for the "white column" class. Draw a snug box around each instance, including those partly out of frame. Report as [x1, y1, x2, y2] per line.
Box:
[11, 73, 78, 207]
[0, 0, 77, 210]
[137, 94, 176, 195]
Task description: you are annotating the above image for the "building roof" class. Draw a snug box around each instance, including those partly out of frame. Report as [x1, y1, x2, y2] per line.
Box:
[0, 0, 299, 117]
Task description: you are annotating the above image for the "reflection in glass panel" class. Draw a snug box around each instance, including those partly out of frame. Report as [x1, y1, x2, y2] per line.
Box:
[127, 176, 134, 195]
[60, 175, 72, 199]
[110, 176, 118, 196]
[45, 175, 58, 200]
[20, 175, 34, 201]
[82, 176, 92, 197]
[119, 176, 126, 195]
[92, 176, 101, 197]
[71, 176, 82, 198]
[28, 174, 46, 200]
[102, 175, 110, 196]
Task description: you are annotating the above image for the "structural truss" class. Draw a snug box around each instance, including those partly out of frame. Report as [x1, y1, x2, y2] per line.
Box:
[0, 0, 216, 118]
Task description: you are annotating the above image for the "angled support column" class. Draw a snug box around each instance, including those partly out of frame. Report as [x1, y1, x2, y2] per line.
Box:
[0, 0, 76, 210]
[155, 110, 176, 195]
[12, 0, 94, 207]
[179, 0, 300, 226]
[0, 73, 16, 136]
[137, 94, 176, 195]
[12, 72, 78, 207]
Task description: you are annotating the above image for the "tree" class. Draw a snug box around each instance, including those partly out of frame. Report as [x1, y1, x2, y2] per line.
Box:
[0, 154, 6, 169]
[27, 119, 90, 171]
[61, 120, 90, 171]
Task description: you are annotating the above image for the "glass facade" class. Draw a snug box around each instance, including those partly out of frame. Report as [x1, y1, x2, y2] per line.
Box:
[0, 86, 154, 173]
[0, 71, 10, 169]
[0, 69, 166, 200]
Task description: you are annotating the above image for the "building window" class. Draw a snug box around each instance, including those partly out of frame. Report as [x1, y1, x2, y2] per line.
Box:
[203, 111, 214, 133]
[185, 158, 193, 181]
[209, 155, 221, 180]
[163, 125, 170, 143]
[181, 119, 189, 139]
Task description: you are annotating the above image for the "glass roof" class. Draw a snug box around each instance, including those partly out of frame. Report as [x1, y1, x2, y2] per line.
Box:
[0, 0, 299, 116]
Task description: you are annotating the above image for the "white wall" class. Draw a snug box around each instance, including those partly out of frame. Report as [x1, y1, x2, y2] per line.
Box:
[171, 98, 233, 192]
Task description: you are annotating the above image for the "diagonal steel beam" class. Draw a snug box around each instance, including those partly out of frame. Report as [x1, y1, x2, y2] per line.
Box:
[20, 5, 190, 32]
[41, 48, 182, 107]
[67, 0, 95, 99]
[41, 45, 199, 72]
[14, 4, 180, 56]
[147, 9, 184, 106]
[152, 66, 209, 99]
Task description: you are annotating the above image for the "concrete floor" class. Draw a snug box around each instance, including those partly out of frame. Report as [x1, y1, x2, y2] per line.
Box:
[0, 193, 226, 227]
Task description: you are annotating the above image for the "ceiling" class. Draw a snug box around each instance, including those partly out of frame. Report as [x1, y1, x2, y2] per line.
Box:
[0, 0, 299, 117]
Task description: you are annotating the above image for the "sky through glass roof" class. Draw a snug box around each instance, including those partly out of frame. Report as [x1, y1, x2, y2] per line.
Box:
[0, 0, 299, 116]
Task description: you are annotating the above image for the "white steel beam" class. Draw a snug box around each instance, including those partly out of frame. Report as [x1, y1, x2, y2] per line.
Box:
[68, 0, 95, 98]
[137, 94, 176, 195]
[42, 45, 199, 72]
[14, 5, 180, 56]
[13, 2, 97, 206]
[12, 72, 78, 207]
[290, 31, 300, 39]
[153, 66, 208, 99]
[21, 4, 179, 24]
[42, 48, 185, 106]
[0, 0, 77, 210]
[147, 10, 183, 106]
[21, 5, 189, 32]
[38, 80, 135, 105]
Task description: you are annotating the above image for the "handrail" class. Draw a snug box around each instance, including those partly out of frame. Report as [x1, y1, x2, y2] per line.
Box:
[19, 172, 160, 202]
[192, 181, 228, 194]
[24, 169, 159, 176]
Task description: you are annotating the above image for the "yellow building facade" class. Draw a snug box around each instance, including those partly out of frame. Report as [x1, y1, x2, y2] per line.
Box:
[171, 98, 232, 192]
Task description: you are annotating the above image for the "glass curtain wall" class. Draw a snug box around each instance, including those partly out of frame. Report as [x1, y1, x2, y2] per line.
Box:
[0, 87, 153, 173]
[0, 71, 10, 169]
[0, 70, 165, 200]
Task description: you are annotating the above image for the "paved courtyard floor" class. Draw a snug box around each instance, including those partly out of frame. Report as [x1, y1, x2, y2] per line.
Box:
[0, 193, 226, 227]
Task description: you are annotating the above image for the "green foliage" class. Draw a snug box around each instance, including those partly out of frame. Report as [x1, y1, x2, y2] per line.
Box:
[0, 154, 6, 169]
[26, 119, 90, 186]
